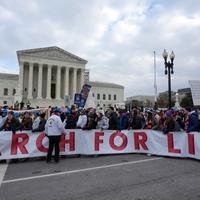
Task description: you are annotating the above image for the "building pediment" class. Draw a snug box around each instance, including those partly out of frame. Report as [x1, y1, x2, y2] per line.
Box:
[17, 46, 87, 64]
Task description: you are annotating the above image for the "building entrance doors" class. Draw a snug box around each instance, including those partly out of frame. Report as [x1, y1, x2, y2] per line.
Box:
[51, 83, 56, 99]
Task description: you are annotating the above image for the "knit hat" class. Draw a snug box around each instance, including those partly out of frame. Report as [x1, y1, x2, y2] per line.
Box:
[53, 108, 61, 113]
[165, 110, 172, 117]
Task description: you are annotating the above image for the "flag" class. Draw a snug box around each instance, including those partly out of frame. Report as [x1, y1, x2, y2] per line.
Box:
[79, 84, 92, 108]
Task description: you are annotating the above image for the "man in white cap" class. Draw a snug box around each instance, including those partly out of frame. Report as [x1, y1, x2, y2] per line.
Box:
[45, 108, 66, 163]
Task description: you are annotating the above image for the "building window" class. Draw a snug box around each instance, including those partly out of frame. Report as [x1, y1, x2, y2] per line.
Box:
[103, 94, 106, 100]
[114, 94, 117, 100]
[108, 94, 111, 100]
[4, 88, 8, 96]
[3, 101, 7, 105]
[97, 93, 100, 100]
[92, 93, 95, 97]
[13, 88, 16, 96]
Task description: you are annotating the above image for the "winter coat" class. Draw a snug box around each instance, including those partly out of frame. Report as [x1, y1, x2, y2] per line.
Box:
[0, 117, 21, 133]
[119, 114, 129, 130]
[32, 117, 40, 130]
[76, 114, 87, 129]
[163, 116, 175, 134]
[32, 119, 47, 132]
[21, 118, 33, 130]
[186, 111, 199, 133]
[96, 116, 109, 130]
[45, 114, 65, 136]
[108, 112, 118, 130]
[129, 115, 142, 129]
[64, 114, 77, 129]
[84, 114, 97, 130]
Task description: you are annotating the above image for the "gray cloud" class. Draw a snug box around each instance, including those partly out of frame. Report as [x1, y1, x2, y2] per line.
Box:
[0, 0, 200, 98]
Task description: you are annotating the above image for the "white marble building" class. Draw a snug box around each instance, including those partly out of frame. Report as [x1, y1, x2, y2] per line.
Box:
[86, 81, 124, 108]
[16, 46, 86, 107]
[0, 73, 18, 106]
[0, 46, 124, 108]
[16, 46, 87, 107]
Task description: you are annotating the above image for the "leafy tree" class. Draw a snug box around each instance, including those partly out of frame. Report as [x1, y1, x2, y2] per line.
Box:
[157, 98, 167, 108]
[131, 100, 143, 107]
[180, 93, 193, 108]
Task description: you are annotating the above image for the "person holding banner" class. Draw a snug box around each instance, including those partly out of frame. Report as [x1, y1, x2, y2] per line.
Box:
[96, 111, 109, 130]
[32, 113, 46, 132]
[186, 109, 199, 133]
[0, 109, 7, 128]
[0, 111, 21, 133]
[107, 107, 118, 130]
[45, 108, 66, 163]
[21, 111, 33, 130]
[76, 109, 87, 129]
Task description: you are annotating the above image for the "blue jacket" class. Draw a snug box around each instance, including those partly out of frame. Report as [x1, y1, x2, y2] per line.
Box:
[119, 114, 129, 130]
[186, 111, 199, 133]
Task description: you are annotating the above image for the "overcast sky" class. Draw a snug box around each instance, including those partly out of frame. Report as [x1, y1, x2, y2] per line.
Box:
[0, 0, 200, 97]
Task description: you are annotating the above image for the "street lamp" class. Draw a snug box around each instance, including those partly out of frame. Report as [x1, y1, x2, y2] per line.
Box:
[162, 49, 175, 109]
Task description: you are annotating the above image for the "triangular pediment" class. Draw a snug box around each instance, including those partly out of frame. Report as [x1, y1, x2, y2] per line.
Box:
[17, 46, 87, 64]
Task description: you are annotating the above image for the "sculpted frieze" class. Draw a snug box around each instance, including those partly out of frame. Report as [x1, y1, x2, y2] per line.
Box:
[27, 49, 77, 62]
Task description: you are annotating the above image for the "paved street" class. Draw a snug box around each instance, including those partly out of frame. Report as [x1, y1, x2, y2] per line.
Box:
[0, 154, 200, 200]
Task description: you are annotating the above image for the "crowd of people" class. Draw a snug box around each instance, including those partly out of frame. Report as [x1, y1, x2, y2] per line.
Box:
[0, 105, 200, 134]
[0, 105, 200, 163]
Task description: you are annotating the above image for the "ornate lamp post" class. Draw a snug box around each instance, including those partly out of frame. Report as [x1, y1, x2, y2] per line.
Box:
[162, 49, 175, 109]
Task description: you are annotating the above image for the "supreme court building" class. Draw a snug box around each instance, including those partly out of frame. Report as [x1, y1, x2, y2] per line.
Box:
[0, 46, 124, 108]
[1, 46, 87, 107]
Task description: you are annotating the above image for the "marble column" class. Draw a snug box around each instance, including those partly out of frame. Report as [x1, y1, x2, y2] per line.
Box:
[37, 63, 43, 99]
[56, 66, 61, 100]
[27, 62, 33, 99]
[46, 65, 52, 99]
[18, 61, 24, 96]
[72, 68, 77, 96]
[80, 69, 85, 90]
[65, 67, 69, 96]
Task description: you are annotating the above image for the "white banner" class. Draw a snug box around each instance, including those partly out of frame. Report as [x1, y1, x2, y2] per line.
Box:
[0, 130, 200, 160]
